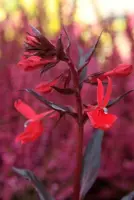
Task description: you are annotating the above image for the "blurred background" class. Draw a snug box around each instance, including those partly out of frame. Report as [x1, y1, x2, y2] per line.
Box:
[1, 0, 134, 199]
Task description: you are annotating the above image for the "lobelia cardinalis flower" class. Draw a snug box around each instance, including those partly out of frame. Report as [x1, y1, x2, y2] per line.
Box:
[85, 77, 117, 130]
[35, 70, 72, 94]
[85, 64, 133, 84]
[18, 26, 68, 71]
[35, 74, 62, 94]
[14, 99, 56, 144]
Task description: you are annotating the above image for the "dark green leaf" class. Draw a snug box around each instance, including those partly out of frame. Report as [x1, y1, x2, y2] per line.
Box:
[80, 129, 104, 199]
[63, 69, 71, 88]
[40, 62, 58, 76]
[84, 71, 105, 84]
[77, 45, 87, 86]
[13, 167, 54, 200]
[56, 34, 67, 61]
[107, 89, 134, 108]
[79, 65, 87, 87]
[25, 89, 77, 118]
[78, 31, 103, 74]
[121, 191, 134, 200]
[77, 45, 84, 69]
[52, 86, 75, 95]
[30, 25, 55, 50]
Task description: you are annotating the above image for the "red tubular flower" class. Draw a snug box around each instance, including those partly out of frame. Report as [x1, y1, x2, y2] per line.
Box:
[86, 77, 117, 130]
[18, 56, 56, 71]
[87, 64, 133, 84]
[14, 99, 56, 144]
[18, 26, 67, 71]
[35, 75, 61, 94]
[104, 64, 133, 77]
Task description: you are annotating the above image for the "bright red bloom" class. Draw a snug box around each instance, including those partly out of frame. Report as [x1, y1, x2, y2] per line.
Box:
[35, 75, 61, 94]
[104, 64, 133, 77]
[14, 99, 56, 144]
[87, 64, 133, 84]
[18, 56, 56, 71]
[86, 77, 117, 130]
[18, 26, 67, 72]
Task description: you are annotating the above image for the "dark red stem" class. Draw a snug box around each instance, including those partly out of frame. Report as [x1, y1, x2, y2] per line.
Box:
[67, 59, 84, 200]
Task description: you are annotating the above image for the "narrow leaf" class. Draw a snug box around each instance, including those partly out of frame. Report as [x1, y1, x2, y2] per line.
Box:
[77, 45, 87, 86]
[80, 129, 104, 199]
[107, 89, 134, 108]
[84, 71, 105, 84]
[24, 89, 77, 118]
[121, 191, 134, 200]
[63, 69, 71, 88]
[78, 31, 103, 74]
[13, 167, 54, 200]
[40, 62, 58, 76]
[62, 25, 71, 55]
[77, 45, 84, 69]
[79, 65, 88, 87]
[56, 34, 67, 61]
[52, 86, 75, 95]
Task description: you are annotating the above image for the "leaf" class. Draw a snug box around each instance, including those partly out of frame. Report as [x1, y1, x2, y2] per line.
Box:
[79, 66, 88, 87]
[121, 191, 134, 200]
[78, 31, 103, 74]
[40, 62, 58, 76]
[30, 25, 55, 50]
[25, 89, 77, 118]
[52, 86, 75, 95]
[80, 129, 104, 199]
[13, 167, 54, 200]
[84, 71, 105, 84]
[107, 89, 134, 108]
[77, 45, 87, 86]
[62, 25, 71, 55]
[63, 69, 71, 88]
[56, 34, 67, 61]
[77, 45, 84, 69]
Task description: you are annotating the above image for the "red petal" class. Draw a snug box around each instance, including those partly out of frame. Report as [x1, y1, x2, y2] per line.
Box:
[87, 108, 117, 130]
[18, 56, 56, 71]
[15, 121, 44, 144]
[14, 99, 36, 119]
[35, 81, 53, 93]
[97, 79, 104, 106]
[113, 64, 133, 76]
[35, 76, 60, 93]
[102, 77, 112, 107]
[26, 35, 39, 46]
[32, 110, 56, 121]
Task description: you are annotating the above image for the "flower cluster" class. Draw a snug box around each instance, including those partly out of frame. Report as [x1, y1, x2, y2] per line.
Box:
[18, 26, 68, 72]
[15, 25, 133, 144]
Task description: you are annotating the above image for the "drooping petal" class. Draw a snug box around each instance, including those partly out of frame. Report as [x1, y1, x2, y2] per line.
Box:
[15, 121, 44, 144]
[31, 110, 56, 121]
[25, 35, 40, 46]
[112, 64, 133, 76]
[18, 56, 56, 71]
[87, 108, 117, 130]
[35, 75, 60, 93]
[102, 77, 112, 107]
[97, 78, 104, 106]
[14, 99, 36, 119]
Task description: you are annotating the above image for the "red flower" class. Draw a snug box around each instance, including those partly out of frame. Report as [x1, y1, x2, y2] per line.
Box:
[18, 26, 67, 71]
[14, 99, 56, 144]
[86, 77, 117, 130]
[35, 75, 61, 94]
[87, 64, 133, 84]
[18, 56, 56, 71]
